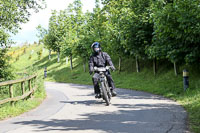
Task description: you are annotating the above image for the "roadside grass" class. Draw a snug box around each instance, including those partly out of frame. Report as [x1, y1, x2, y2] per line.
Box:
[4, 44, 200, 132]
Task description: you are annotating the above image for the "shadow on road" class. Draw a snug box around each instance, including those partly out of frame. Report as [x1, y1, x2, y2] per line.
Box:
[9, 83, 187, 133]
[13, 102, 186, 133]
[60, 100, 104, 106]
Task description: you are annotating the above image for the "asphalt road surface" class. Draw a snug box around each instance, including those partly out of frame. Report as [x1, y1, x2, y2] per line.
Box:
[0, 82, 189, 133]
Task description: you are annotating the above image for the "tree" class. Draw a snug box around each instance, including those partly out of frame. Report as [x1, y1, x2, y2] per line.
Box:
[47, 10, 63, 62]
[0, 0, 45, 34]
[59, 4, 77, 70]
[102, 0, 129, 72]
[75, 11, 94, 72]
[0, 30, 12, 81]
[36, 25, 48, 44]
[125, 0, 153, 72]
[102, 0, 153, 72]
[149, 0, 200, 75]
[0, 0, 45, 81]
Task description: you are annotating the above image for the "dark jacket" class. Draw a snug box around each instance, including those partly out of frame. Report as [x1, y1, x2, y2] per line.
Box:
[89, 52, 115, 72]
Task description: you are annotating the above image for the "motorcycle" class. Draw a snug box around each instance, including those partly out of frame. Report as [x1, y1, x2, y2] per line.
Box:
[94, 66, 112, 106]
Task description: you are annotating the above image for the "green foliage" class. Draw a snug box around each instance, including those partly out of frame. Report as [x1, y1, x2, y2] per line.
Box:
[0, 0, 45, 81]
[23, 48, 26, 54]
[0, 31, 13, 81]
[36, 24, 48, 44]
[37, 49, 43, 60]
[0, 0, 45, 33]
[15, 55, 19, 61]
[37, 0, 200, 66]
[28, 55, 32, 60]
[149, 0, 200, 64]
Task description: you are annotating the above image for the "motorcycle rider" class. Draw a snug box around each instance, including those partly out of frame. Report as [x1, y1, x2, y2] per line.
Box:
[89, 42, 117, 98]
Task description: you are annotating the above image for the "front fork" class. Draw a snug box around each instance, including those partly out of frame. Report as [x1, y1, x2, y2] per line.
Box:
[100, 76, 112, 99]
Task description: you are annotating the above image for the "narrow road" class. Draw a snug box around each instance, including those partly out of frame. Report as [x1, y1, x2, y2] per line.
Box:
[0, 82, 189, 133]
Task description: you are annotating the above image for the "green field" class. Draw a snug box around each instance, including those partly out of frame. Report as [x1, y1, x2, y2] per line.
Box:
[4, 44, 200, 132]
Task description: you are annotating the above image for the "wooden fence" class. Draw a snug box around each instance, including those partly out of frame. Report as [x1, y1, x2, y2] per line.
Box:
[0, 74, 37, 106]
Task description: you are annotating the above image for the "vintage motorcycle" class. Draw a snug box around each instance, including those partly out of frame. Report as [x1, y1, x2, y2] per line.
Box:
[94, 66, 112, 106]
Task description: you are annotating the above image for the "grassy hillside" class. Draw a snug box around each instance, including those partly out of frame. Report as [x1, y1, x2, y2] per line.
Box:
[0, 44, 46, 120]
[8, 44, 200, 132]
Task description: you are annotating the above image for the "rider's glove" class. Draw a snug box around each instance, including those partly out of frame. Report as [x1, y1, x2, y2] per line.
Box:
[111, 66, 116, 71]
[89, 68, 94, 75]
[89, 70, 93, 75]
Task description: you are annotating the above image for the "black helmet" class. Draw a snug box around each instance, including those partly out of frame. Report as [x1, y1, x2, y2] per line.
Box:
[91, 42, 101, 53]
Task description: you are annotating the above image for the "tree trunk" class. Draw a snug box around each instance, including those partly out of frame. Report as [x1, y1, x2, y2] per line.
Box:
[174, 62, 178, 76]
[153, 58, 157, 76]
[48, 50, 51, 60]
[136, 56, 140, 73]
[57, 52, 60, 62]
[70, 55, 73, 70]
[66, 57, 68, 65]
[83, 58, 86, 72]
[118, 56, 121, 73]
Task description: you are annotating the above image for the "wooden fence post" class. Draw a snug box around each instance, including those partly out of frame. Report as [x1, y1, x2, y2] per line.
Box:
[34, 76, 37, 86]
[9, 85, 14, 106]
[28, 80, 32, 98]
[32, 77, 36, 95]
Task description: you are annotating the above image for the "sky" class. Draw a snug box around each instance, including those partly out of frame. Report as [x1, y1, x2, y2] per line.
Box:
[11, 0, 97, 46]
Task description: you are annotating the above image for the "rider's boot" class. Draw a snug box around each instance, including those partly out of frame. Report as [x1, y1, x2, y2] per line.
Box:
[95, 93, 101, 98]
[111, 89, 117, 97]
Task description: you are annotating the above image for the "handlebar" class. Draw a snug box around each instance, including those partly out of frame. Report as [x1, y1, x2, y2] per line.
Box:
[94, 66, 111, 72]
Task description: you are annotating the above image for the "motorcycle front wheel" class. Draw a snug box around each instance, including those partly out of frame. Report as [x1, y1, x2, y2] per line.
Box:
[100, 82, 110, 106]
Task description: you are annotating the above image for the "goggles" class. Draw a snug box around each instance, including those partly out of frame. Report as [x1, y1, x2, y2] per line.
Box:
[94, 47, 100, 52]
